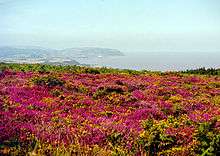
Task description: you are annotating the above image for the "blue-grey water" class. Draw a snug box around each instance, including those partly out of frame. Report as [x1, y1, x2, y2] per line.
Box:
[77, 52, 220, 71]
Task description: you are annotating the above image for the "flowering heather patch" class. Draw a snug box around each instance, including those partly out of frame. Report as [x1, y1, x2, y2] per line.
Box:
[0, 64, 220, 155]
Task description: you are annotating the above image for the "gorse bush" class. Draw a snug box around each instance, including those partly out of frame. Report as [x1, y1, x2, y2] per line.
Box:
[139, 118, 176, 155]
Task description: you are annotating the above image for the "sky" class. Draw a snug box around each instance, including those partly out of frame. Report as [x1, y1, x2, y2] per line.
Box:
[0, 0, 220, 52]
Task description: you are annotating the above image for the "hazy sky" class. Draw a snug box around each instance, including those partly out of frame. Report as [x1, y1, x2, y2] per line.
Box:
[0, 0, 220, 52]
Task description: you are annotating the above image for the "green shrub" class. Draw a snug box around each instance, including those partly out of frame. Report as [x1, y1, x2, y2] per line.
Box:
[194, 119, 220, 155]
[138, 119, 175, 155]
[32, 76, 64, 87]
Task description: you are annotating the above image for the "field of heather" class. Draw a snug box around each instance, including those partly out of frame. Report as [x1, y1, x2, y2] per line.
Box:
[0, 64, 220, 155]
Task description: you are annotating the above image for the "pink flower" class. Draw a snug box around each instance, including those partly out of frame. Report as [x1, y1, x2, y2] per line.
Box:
[132, 90, 145, 100]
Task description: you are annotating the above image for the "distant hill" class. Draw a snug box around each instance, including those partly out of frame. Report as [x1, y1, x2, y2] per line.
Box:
[59, 47, 124, 58]
[0, 46, 124, 65]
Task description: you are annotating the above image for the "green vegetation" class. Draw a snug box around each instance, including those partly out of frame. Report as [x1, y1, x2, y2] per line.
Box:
[1, 63, 219, 76]
[182, 67, 220, 76]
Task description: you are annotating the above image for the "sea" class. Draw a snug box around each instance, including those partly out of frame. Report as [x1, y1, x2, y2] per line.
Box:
[77, 51, 220, 71]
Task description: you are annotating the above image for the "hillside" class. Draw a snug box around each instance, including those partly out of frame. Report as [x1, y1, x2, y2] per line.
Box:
[0, 63, 220, 155]
[0, 47, 124, 65]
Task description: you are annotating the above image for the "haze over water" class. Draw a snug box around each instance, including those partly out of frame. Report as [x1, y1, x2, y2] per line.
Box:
[77, 51, 220, 71]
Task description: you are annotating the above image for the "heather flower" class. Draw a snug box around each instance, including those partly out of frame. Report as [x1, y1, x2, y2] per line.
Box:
[1, 65, 220, 155]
